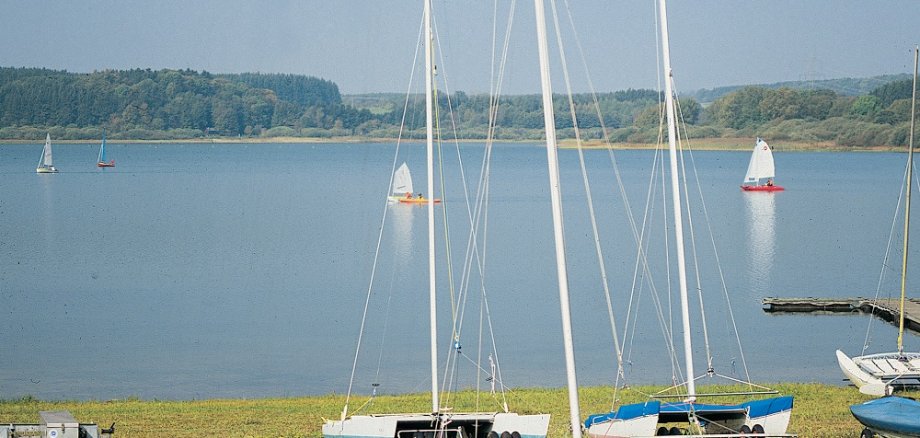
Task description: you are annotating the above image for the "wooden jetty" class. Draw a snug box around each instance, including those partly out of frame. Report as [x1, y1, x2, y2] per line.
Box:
[762, 297, 920, 334]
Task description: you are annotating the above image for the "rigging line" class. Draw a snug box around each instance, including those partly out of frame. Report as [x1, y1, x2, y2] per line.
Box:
[677, 95, 751, 384]
[370, 265, 399, 401]
[864, 153, 912, 354]
[341, 10, 425, 418]
[429, 37, 476, 404]
[672, 96, 714, 375]
[659, 146, 685, 384]
[447, 0, 519, 411]
[429, 14, 459, 342]
[551, 0, 628, 391]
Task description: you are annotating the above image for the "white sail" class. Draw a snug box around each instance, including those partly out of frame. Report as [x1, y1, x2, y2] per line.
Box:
[743, 138, 776, 184]
[392, 162, 413, 196]
[41, 134, 53, 167]
[36, 133, 57, 173]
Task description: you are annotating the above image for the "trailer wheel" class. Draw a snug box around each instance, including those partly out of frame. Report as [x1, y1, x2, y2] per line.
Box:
[668, 426, 682, 435]
[861, 428, 874, 438]
[752, 424, 765, 434]
[656, 427, 669, 435]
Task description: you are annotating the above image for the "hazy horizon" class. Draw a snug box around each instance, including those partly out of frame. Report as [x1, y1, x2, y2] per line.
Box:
[0, 1, 917, 95]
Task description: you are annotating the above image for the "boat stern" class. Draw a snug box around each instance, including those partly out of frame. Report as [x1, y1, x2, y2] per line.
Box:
[585, 401, 661, 438]
[741, 395, 794, 434]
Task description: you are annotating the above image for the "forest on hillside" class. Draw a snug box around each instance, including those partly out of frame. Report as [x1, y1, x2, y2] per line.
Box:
[0, 67, 915, 147]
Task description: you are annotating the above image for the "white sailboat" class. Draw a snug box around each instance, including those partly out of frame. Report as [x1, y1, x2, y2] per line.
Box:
[322, 2, 548, 437]
[388, 162, 414, 202]
[584, 1, 793, 436]
[836, 47, 920, 398]
[36, 133, 58, 173]
[97, 128, 115, 167]
[741, 138, 783, 191]
[388, 162, 440, 204]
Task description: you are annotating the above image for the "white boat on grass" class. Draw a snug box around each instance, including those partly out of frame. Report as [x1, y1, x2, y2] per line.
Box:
[36, 133, 58, 173]
[837, 46, 920, 398]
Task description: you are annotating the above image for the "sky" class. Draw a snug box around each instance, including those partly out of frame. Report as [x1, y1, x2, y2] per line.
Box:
[0, 0, 917, 96]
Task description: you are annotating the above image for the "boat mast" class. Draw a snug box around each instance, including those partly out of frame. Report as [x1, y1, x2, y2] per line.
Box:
[898, 46, 918, 355]
[657, 0, 696, 400]
[424, 0, 440, 413]
[533, 0, 582, 436]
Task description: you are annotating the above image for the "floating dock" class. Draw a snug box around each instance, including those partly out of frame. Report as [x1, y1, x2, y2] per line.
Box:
[762, 297, 920, 334]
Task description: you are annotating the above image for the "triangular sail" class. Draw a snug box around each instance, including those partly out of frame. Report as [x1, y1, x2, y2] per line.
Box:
[98, 130, 107, 163]
[40, 134, 53, 168]
[392, 162, 413, 196]
[743, 138, 776, 184]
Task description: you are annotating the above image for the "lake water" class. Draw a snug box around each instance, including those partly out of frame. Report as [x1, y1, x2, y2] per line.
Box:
[0, 141, 917, 401]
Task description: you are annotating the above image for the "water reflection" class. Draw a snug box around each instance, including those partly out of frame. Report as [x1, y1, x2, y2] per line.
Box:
[38, 173, 56, 247]
[388, 202, 416, 265]
[744, 193, 776, 294]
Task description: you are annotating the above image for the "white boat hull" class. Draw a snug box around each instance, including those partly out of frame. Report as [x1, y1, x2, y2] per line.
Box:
[323, 412, 550, 438]
[837, 350, 920, 395]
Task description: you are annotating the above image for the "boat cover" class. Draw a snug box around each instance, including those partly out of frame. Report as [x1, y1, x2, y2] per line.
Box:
[851, 396, 920, 436]
[585, 396, 793, 427]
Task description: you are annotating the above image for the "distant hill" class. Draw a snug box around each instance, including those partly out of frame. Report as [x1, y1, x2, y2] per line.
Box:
[688, 74, 911, 104]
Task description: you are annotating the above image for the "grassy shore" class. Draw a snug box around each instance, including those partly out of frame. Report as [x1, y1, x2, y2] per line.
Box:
[1, 384, 912, 437]
[0, 136, 906, 152]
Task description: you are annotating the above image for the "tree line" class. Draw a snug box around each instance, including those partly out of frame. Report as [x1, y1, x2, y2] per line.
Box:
[0, 67, 914, 147]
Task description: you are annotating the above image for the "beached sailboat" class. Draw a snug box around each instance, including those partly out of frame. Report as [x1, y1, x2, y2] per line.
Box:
[837, 47, 920, 398]
[741, 138, 783, 192]
[97, 129, 115, 167]
[35, 133, 58, 173]
[388, 162, 441, 204]
[584, 1, 793, 436]
[322, 2, 548, 437]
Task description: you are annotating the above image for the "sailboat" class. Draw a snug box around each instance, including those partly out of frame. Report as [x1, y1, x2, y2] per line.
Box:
[322, 2, 548, 437]
[35, 133, 58, 173]
[837, 47, 920, 399]
[388, 162, 441, 204]
[584, 1, 793, 436]
[741, 138, 783, 192]
[97, 129, 115, 167]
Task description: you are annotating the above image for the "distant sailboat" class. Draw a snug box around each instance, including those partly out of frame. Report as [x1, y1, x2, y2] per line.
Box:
[741, 138, 784, 191]
[97, 129, 115, 167]
[35, 133, 58, 173]
[388, 162, 441, 204]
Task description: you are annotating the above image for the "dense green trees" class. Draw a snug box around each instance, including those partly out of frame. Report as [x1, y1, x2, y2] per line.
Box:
[0, 66, 914, 147]
[0, 67, 369, 139]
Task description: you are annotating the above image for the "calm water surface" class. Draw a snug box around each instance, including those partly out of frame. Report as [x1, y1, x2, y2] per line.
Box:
[0, 141, 917, 400]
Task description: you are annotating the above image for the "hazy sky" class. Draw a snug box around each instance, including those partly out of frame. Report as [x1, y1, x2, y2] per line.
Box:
[0, 1, 917, 95]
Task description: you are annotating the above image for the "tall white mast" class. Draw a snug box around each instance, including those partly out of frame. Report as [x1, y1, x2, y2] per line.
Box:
[657, 0, 696, 400]
[533, 0, 582, 436]
[424, 0, 440, 413]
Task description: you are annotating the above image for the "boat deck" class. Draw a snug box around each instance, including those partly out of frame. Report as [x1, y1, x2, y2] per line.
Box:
[762, 297, 920, 334]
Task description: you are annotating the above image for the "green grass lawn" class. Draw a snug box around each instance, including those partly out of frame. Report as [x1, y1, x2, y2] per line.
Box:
[2, 383, 910, 437]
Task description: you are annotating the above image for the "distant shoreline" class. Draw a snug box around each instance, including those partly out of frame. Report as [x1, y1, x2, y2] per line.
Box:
[0, 136, 905, 152]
